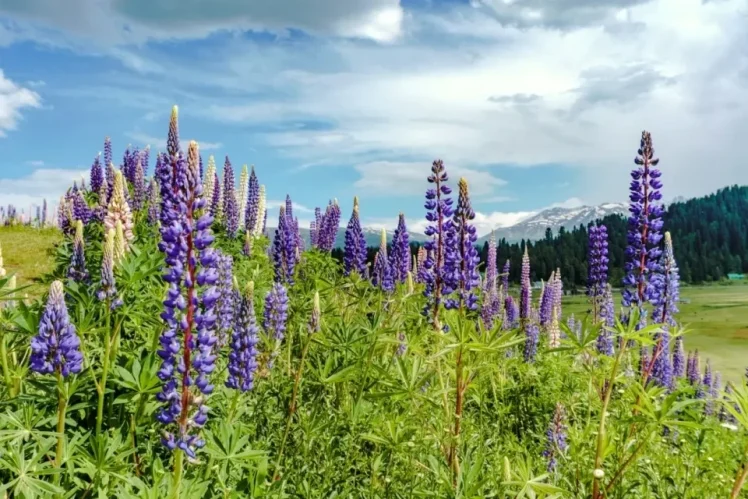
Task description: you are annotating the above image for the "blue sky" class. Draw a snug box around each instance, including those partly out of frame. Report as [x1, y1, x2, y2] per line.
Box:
[1, 0, 747, 235]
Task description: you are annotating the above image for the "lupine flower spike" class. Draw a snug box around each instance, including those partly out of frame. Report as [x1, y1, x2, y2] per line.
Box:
[543, 402, 568, 472]
[222, 156, 239, 237]
[155, 130, 219, 459]
[104, 170, 135, 254]
[245, 166, 260, 233]
[372, 228, 395, 293]
[30, 280, 83, 376]
[343, 197, 367, 276]
[444, 178, 479, 311]
[389, 213, 410, 283]
[96, 229, 123, 309]
[226, 282, 260, 392]
[623, 131, 664, 324]
[67, 220, 89, 283]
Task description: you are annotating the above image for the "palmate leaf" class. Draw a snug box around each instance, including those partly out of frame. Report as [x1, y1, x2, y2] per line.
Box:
[0, 439, 64, 498]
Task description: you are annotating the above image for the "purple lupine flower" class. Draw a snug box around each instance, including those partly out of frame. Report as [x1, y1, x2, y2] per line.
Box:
[389, 213, 411, 283]
[654, 232, 680, 327]
[90, 153, 104, 196]
[245, 166, 260, 232]
[263, 283, 289, 341]
[422, 160, 454, 327]
[103, 137, 113, 175]
[443, 178, 479, 311]
[687, 350, 700, 385]
[539, 272, 554, 327]
[71, 189, 92, 225]
[41, 199, 47, 227]
[672, 335, 685, 379]
[156, 131, 219, 459]
[105, 162, 116, 203]
[215, 252, 236, 346]
[481, 233, 502, 330]
[596, 287, 615, 356]
[198, 154, 203, 182]
[96, 229, 123, 309]
[67, 220, 88, 283]
[141, 146, 150, 177]
[210, 171, 222, 220]
[147, 177, 160, 225]
[121, 147, 133, 184]
[519, 247, 531, 323]
[542, 403, 568, 472]
[372, 229, 395, 293]
[700, 360, 713, 408]
[343, 197, 367, 276]
[262, 208, 267, 235]
[316, 200, 341, 252]
[524, 322, 539, 363]
[501, 259, 510, 292]
[503, 295, 518, 330]
[132, 155, 146, 211]
[29, 280, 83, 377]
[553, 268, 564, 319]
[484, 232, 498, 293]
[226, 283, 260, 392]
[311, 207, 321, 247]
[222, 156, 239, 237]
[272, 206, 297, 285]
[587, 224, 609, 323]
[622, 131, 664, 321]
[651, 331, 673, 390]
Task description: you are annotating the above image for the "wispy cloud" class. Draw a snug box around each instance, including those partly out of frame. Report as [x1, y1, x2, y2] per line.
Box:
[26, 160, 44, 167]
[266, 199, 313, 214]
[125, 131, 223, 152]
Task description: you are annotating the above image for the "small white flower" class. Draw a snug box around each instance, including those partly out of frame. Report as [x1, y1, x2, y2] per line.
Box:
[721, 423, 739, 431]
[593, 469, 605, 479]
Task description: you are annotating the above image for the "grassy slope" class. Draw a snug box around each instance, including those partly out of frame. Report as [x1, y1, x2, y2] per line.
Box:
[2, 225, 746, 380]
[0, 226, 62, 297]
[564, 285, 748, 382]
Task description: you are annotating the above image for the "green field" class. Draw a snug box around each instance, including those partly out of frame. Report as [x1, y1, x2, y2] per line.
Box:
[564, 285, 748, 382]
[0, 226, 61, 296]
[1, 226, 747, 380]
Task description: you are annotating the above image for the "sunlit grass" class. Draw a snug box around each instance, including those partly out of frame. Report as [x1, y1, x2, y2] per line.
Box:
[0, 226, 62, 296]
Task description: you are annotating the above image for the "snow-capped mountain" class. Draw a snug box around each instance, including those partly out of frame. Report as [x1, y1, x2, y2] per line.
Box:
[477, 203, 629, 244]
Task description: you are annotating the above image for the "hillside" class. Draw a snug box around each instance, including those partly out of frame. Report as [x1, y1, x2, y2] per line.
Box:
[476, 185, 748, 287]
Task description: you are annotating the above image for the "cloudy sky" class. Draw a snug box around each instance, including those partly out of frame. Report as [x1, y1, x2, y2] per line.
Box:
[1, 0, 746, 235]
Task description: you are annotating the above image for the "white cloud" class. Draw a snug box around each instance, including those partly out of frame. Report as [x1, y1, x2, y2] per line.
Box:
[0, 0, 404, 46]
[188, 0, 748, 204]
[265, 199, 313, 215]
[0, 69, 41, 137]
[0, 168, 88, 214]
[125, 131, 223, 152]
[352, 161, 506, 197]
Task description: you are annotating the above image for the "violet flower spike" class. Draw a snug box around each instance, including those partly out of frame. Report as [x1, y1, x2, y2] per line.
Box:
[389, 213, 410, 283]
[96, 229, 123, 309]
[543, 403, 568, 472]
[372, 229, 395, 293]
[245, 165, 260, 232]
[622, 131, 664, 320]
[443, 178, 479, 311]
[222, 156, 239, 237]
[90, 153, 104, 196]
[519, 247, 531, 323]
[343, 197, 367, 276]
[30, 280, 83, 377]
[155, 135, 219, 459]
[272, 206, 297, 285]
[67, 220, 89, 283]
[263, 282, 289, 342]
[226, 282, 260, 392]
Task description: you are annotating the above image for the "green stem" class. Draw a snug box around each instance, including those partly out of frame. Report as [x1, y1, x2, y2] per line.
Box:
[592, 338, 628, 499]
[228, 391, 241, 423]
[171, 451, 184, 499]
[274, 339, 311, 479]
[96, 306, 112, 436]
[729, 439, 748, 499]
[0, 331, 13, 396]
[55, 372, 67, 475]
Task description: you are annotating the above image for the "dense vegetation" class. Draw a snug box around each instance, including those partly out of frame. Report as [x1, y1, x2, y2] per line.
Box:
[471, 185, 748, 290]
[1, 110, 747, 499]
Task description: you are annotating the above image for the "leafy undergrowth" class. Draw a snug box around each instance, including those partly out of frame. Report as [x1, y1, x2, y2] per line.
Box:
[0, 219, 747, 498]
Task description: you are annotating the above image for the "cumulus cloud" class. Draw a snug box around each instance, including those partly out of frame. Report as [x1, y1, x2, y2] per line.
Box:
[0, 168, 88, 214]
[265, 199, 313, 214]
[0, 69, 41, 137]
[0, 0, 404, 45]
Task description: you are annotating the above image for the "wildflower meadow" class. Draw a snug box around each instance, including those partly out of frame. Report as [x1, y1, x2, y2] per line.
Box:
[1, 106, 747, 498]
